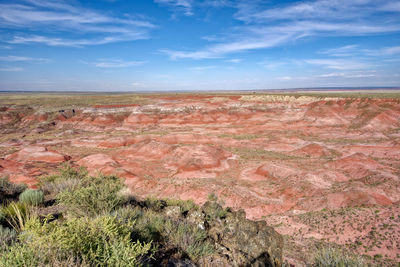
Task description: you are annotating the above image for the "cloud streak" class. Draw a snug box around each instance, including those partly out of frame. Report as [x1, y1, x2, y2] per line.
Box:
[162, 0, 400, 59]
[0, 0, 155, 47]
[0, 55, 49, 62]
[82, 59, 147, 68]
[305, 59, 372, 70]
[154, 0, 194, 16]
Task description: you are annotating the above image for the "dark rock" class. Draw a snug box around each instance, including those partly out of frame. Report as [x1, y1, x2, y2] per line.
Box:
[167, 258, 197, 267]
[203, 202, 283, 267]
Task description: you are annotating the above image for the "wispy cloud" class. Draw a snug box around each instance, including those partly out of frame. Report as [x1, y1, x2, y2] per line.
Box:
[189, 65, 215, 71]
[305, 59, 372, 70]
[364, 45, 400, 56]
[0, 0, 155, 47]
[234, 0, 400, 22]
[316, 72, 376, 78]
[320, 45, 359, 57]
[0, 66, 23, 71]
[82, 59, 147, 68]
[225, 58, 242, 63]
[154, 0, 194, 16]
[0, 55, 48, 62]
[161, 34, 291, 59]
[162, 0, 400, 59]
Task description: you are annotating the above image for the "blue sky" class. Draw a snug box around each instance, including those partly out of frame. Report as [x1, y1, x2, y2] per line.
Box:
[0, 0, 399, 91]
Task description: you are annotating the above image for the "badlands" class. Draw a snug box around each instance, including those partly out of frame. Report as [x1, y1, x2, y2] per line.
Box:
[1, 92, 400, 265]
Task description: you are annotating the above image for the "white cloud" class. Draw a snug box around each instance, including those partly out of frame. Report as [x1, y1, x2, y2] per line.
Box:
[305, 59, 372, 70]
[161, 33, 291, 59]
[234, 0, 400, 22]
[155, 0, 194, 16]
[317, 72, 376, 78]
[0, 55, 48, 62]
[189, 65, 215, 71]
[162, 0, 400, 60]
[321, 45, 359, 56]
[225, 58, 242, 63]
[364, 45, 400, 56]
[82, 59, 147, 68]
[278, 76, 293, 80]
[1, 0, 155, 46]
[0, 67, 23, 71]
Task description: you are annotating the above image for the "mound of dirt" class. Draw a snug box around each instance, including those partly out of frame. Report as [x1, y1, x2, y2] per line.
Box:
[6, 146, 70, 163]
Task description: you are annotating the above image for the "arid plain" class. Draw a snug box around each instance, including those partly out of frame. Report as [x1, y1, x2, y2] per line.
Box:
[1, 91, 399, 265]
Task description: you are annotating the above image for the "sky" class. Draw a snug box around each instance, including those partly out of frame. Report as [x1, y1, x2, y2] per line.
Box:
[0, 0, 399, 91]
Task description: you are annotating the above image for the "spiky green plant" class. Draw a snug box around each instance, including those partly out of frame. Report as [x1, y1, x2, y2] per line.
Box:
[1, 202, 30, 231]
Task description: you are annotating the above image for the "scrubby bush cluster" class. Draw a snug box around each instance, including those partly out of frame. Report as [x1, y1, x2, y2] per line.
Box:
[0, 177, 26, 205]
[0, 167, 216, 266]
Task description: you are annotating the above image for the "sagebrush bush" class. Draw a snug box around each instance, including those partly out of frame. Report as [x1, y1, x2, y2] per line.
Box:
[1, 202, 30, 231]
[38, 165, 88, 185]
[56, 175, 125, 217]
[41, 178, 82, 196]
[18, 189, 44, 206]
[38, 165, 87, 195]
[313, 247, 366, 267]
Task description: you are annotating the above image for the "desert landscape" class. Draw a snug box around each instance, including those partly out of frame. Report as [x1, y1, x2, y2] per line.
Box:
[1, 91, 399, 265]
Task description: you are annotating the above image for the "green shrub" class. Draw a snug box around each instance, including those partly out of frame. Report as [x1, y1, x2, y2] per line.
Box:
[112, 206, 143, 224]
[0, 225, 17, 252]
[202, 201, 228, 222]
[131, 209, 166, 243]
[0, 239, 90, 267]
[165, 220, 214, 260]
[1, 202, 30, 231]
[144, 197, 166, 211]
[18, 189, 44, 206]
[0, 243, 45, 266]
[38, 165, 87, 195]
[38, 165, 88, 185]
[313, 247, 366, 267]
[41, 178, 82, 196]
[1, 215, 154, 267]
[56, 175, 125, 217]
[164, 198, 198, 213]
[0, 177, 26, 204]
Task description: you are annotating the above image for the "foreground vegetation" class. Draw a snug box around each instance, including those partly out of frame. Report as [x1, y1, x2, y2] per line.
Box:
[0, 166, 367, 266]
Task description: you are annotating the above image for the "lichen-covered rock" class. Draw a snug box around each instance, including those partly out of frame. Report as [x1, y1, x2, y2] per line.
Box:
[164, 206, 182, 220]
[203, 201, 283, 267]
[187, 209, 207, 230]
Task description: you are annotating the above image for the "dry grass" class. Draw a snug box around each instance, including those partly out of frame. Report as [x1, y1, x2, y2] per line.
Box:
[0, 93, 149, 111]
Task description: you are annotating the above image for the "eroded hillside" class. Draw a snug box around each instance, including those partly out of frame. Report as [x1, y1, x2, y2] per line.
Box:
[1, 92, 400, 265]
